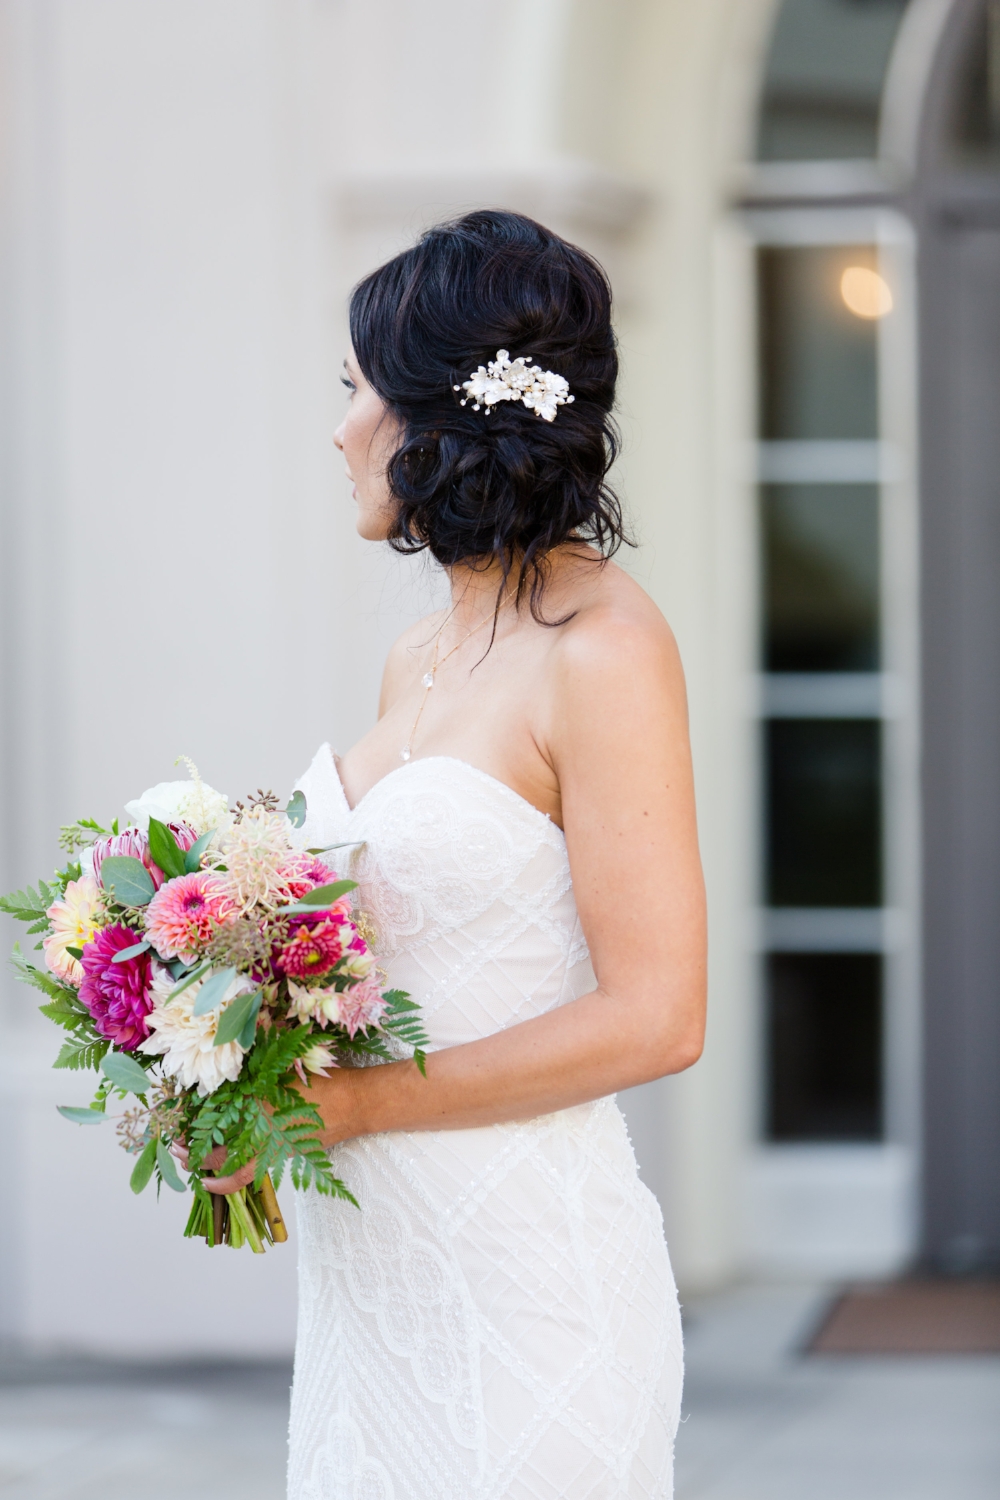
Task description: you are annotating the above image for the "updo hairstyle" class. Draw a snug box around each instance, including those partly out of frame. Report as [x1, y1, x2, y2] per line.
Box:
[348, 209, 629, 620]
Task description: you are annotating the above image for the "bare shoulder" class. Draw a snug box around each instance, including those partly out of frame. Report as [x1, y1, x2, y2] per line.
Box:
[551, 560, 685, 702]
[379, 609, 447, 715]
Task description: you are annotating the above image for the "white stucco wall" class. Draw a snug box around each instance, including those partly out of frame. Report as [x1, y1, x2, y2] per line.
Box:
[0, 0, 777, 1354]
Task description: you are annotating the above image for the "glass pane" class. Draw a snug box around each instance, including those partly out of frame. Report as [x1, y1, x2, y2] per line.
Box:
[759, 245, 883, 440]
[955, 3, 1000, 163]
[767, 952, 883, 1140]
[763, 483, 879, 670]
[757, 0, 910, 161]
[766, 719, 882, 905]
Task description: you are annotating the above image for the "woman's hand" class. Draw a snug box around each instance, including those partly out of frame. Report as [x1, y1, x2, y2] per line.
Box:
[170, 1140, 256, 1195]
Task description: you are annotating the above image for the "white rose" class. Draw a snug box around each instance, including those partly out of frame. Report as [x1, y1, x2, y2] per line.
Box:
[340, 950, 374, 980]
[125, 778, 229, 837]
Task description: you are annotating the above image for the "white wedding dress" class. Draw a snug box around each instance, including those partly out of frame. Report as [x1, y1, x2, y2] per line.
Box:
[287, 745, 683, 1500]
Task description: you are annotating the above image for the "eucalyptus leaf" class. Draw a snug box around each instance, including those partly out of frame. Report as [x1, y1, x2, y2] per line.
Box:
[111, 940, 150, 964]
[285, 790, 307, 829]
[166, 961, 211, 1004]
[102, 1052, 152, 1096]
[183, 829, 215, 874]
[65, 946, 84, 961]
[99, 855, 155, 908]
[192, 967, 237, 1018]
[280, 879, 358, 914]
[156, 1139, 186, 1193]
[130, 1136, 157, 1194]
[57, 1105, 108, 1125]
[235, 990, 263, 1050]
[147, 818, 187, 881]
[214, 988, 261, 1047]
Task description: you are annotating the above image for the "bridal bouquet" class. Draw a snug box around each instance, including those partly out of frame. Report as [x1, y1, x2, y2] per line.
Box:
[0, 764, 426, 1252]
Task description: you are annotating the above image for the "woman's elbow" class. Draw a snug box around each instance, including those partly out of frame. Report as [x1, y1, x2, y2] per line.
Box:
[649, 1012, 705, 1078]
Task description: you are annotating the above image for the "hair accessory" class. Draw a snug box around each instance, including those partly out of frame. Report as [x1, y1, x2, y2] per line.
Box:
[453, 349, 574, 423]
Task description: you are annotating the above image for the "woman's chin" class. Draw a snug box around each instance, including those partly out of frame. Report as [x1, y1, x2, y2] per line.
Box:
[355, 513, 392, 542]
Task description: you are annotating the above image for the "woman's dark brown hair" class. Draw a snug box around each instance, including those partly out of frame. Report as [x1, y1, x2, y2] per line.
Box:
[348, 208, 629, 619]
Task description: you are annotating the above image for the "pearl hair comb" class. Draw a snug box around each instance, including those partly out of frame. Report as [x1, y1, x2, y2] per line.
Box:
[454, 349, 574, 423]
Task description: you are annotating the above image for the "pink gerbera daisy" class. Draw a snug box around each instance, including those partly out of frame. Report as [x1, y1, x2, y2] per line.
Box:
[144, 871, 232, 961]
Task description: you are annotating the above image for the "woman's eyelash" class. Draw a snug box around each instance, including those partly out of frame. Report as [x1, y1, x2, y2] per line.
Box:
[340, 376, 356, 392]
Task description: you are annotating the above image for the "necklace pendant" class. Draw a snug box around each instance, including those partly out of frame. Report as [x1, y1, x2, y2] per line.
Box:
[422, 672, 435, 689]
[400, 746, 411, 762]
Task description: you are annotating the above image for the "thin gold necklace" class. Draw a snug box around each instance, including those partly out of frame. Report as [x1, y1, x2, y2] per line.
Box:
[401, 599, 512, 763]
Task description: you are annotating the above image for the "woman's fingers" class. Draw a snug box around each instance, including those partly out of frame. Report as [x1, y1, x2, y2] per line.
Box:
[171, 1141, 226, 1172]
[201, 1161, 257, 1195]
[169, 1138, 251, 1190]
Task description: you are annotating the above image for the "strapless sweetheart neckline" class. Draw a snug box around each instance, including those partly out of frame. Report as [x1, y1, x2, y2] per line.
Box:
[325, 744, 566, 840]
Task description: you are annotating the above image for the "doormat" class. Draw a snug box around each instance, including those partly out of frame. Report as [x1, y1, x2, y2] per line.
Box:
[809, 1280, 1000, 1354]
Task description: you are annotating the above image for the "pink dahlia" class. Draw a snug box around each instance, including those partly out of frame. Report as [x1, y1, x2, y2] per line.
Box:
[277, 918, 344, 979]
[144, 871, 232, 962]
[281, 855, 338, 903]
[79, 924, 154, 1051]
[92, 822, 199, 892]
[338, 976, 387, 1038]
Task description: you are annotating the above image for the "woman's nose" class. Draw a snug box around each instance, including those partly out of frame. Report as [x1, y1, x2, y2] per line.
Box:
[333, 419, 345, 452]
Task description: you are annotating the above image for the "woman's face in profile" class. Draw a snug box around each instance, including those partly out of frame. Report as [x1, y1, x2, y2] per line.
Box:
[334, 348, 399, 540]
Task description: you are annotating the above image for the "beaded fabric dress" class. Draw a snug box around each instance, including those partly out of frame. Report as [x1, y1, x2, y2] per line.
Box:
[287, 744, 683, 1500]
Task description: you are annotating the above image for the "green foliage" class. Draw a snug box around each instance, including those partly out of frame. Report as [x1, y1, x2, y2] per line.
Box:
[99, 856, 155, 907]
[102, 1052, 152, 1096]
[155, 1139, 185, 1193]
[147, 818, 187, 881]
[39, 993, 88, 1028]
[58, 818, 109, 854]
[213, 989, 261, 1047]
[11, 945, 78, 1004]
[191, 966, 236, 1017]
[54, 1035, 110, 1071]
[184, 829, 215, 874]
[184, 1022, 355, 1205]
[285, 790, 307, 829]
[279, 879, 358, 914]
[0, 882, 53, 923]
[165, 961, 210, 1004]
[111, 940, 150, 965]
[130, 1136, 157, 1193]
[339, 990, 430, 1076]
[57, 1105, 108, 1126]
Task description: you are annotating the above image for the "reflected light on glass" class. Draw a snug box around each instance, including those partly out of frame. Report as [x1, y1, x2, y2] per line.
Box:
[840, 266, 893, 319]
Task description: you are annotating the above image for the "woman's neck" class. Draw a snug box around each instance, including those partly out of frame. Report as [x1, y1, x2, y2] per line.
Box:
[446, 562, 517, 627]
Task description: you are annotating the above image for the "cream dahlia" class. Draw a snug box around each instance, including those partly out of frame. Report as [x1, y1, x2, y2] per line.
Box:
[43, 876, 102, 985]
[141, 966, 254, 1096]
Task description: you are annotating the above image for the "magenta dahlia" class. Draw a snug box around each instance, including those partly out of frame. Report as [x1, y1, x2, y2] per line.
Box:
[277, 918, 344, 979]
[92, 822, 199, 892]
[79, 924, 154, 1051]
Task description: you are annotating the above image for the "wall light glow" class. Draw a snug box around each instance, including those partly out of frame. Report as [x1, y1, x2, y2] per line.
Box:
[840, 266, 894, 319]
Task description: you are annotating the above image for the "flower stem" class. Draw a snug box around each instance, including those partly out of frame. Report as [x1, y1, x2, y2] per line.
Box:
[258, 1174, 288, 1242]
[228, 1187, 265, 1253]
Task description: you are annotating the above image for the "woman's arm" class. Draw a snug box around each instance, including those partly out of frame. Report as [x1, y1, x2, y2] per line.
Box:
[304, 605, 706, 1147]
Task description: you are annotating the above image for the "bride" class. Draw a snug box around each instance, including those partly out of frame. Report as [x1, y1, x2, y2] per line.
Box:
[211, 209, 705, 1498]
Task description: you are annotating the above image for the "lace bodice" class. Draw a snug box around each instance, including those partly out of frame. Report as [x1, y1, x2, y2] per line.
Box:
[287, 746, 682, 1500]
[293, 747, 595, 1050]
